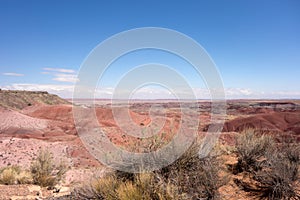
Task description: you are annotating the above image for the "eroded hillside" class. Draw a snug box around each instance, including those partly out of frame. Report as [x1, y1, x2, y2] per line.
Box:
[0, 89, 70, 110]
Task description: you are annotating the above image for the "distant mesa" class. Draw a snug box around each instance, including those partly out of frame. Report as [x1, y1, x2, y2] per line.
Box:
[0, 89, 70, 110]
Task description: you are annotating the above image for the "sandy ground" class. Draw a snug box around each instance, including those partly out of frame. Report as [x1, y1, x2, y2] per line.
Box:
[0, 100, 299, 199]
[0, 108, 47, 132]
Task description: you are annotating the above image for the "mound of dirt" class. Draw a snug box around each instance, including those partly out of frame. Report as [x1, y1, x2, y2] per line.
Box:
[95, 107, 151, 127]
[223, 111, 300, 134]
[24, 104, 74, 123]
[0, 89, 70, 110]
[0, 105, 76, 142]
[0, 107, 48, 133]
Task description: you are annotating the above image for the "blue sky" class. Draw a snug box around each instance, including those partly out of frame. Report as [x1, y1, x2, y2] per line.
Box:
[0, 0, 299, 98]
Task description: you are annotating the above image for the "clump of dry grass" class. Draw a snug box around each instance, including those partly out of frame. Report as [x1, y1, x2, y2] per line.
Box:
[30, 148, 67, 188]
[116, 181, 143, 200]
[234, 129, 300, 199]
[91, 174, 120, 200]
[72, 138, 226, 199]
[157, 140, 227, 200]
[235, 129, 274, 172]
[74, 171, 184, 200]
[133, 172, 184, 200]
[0, 165, 32, 185]
[15, 170, 32, 184]
[281, 138, 300, 170]
[0, 166, 18, 185]
[0, 149, 67, 187]
[253, 149, 300, 200]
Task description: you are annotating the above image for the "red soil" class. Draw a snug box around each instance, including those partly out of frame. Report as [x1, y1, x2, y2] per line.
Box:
[1, 101, 299, 169]
[223, 111, 300, 134]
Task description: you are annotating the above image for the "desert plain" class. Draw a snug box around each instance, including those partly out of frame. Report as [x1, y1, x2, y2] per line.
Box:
[0, 89, 299, 199]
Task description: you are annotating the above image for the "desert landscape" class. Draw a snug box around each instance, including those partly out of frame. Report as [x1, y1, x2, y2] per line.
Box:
[0, 89, 299, 199]
[1, 1, 299, 199]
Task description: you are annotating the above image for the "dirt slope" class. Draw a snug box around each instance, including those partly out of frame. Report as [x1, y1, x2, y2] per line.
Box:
[223, 111, 300, 134]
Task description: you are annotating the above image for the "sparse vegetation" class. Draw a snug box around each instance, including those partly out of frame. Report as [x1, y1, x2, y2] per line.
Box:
[0, 166, 18, 185]
[74, 139, 227, 200]
[157, 140, 227, 200]
[30, 148, 67, 187]
[15, 170, 32, 184]
[254, 149, 300, 199]
[0, 165, 32, 185]
[280, 138, 300, 171]
[0, 149, 67, 187]
[0, 127, 299, 200]
[74, 171, 185, 200]
[235, 129, 300, 199]
[235, 129, 274, 172]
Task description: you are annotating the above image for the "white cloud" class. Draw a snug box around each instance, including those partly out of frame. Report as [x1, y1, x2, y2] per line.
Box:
[119, 87, 176, 99]
[41, 68, 79, 83]
[52, 73, 79, 83]
[43, 67, 75, 73]
[225, 88, 256, 98]
[93, 87, 115, 98]
[93, 87, 300, 99]
[2, 72, 24, 77]
[223, 88, 300, 99]
[1, 83, 300, 99]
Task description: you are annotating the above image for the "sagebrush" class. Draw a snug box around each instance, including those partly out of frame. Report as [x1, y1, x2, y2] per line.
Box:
[30, 148, 67, 187]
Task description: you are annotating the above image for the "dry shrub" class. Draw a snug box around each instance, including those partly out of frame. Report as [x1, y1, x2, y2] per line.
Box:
[281, 139, 300, 168]
[234, 130, 300, 199]
[16, 170, 32, 184]
[157, 140, 227, 200]
[235, 129, 274, 172]
[91, 174, 120, 200]
[0, 165, 32, 185]
[116, 181, 144, 200]
[30, 148, 67, 187]
[73, 138, 226, 199]
[0, 166, 17, 185]
[114, 170, 135, 182]
[133, 173, 184, 200]
[252, 139, 300, 199]
[252, 148, 300, 199]
[76, 172, 184, 200]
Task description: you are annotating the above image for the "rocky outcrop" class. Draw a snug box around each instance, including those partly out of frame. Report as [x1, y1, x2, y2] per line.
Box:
[0, 89, 70, 110]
